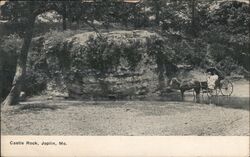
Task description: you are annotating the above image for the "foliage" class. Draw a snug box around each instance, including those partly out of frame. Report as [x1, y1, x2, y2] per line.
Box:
[24, 70, 48, 96]
[203, 1, 249, 70]
[69, 32, 156, 75]
[122, 40, 144, 70]
[216, 56, 248, 76]
[146, 35, 178, 78]
[25, 30, 159, 84]
[84, 35, 121, 73]
[0, 34, 22, 55]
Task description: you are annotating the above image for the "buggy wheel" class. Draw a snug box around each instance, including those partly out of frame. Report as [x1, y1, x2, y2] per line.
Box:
[220, 80, 233, 96]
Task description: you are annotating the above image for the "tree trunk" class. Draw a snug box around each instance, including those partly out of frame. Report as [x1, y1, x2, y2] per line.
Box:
[68, 5, 72, 29]
[158, 69, 165, 90]
[62, 3, 67, 30]
[191, 0, 198, 37]
[154, 3, 161, 26]
[156, 57, 166, 90]
[63, 15, 67, 30]
[1, 17, 35, 107]
[0, 52, 3, 103]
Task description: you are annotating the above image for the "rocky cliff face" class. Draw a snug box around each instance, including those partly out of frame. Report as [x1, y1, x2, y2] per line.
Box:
[66, 31, 161, 99]
[66, 56, 158, 100]
[29, 30, 163, 99]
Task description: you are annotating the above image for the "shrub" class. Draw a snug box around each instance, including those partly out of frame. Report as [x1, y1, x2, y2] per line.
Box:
[85, 35, 122, 74]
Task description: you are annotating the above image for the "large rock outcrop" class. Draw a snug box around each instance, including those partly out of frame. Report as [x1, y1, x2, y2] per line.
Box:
[30, 30, 163, 99]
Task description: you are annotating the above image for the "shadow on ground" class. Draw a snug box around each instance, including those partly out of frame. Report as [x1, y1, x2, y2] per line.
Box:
[6, 90, 248, 114]
[202, 96, 249, 110]
[6, 103, 65, 115]
[159, 92, 249, 111]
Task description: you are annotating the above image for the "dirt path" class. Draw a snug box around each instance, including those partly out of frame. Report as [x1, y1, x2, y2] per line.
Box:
[1, 100, 249, 136]
[1, 79, 249, 136]
[231, 79, 249, 97]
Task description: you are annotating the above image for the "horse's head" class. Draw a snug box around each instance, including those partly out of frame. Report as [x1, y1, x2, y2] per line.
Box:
[169, 77, 181, 89]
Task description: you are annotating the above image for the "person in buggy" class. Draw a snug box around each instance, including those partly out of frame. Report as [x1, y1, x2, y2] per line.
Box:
[206, 67, 225, 90]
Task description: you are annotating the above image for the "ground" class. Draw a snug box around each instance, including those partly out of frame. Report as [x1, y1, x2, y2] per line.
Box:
[1, 79, 249, 136]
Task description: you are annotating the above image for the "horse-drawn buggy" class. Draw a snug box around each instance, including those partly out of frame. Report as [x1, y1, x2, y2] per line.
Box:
[169, 67, 234, 100]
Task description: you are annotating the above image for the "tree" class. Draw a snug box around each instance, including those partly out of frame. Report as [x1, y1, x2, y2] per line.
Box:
[190, 0, 198, 37]
[0, 47, 2, 103]
[146, 35, 177, 89]
[203, 0, 250, 70]
[1, 1, 35, 107]
[0, 1, 81, 107]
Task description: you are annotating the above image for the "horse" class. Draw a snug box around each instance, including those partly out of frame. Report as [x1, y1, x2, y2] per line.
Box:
[169, 77, 202, 102]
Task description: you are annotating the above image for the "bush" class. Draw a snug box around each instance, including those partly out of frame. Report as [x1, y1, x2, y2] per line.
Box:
[216, 56, 248, 77]
[24, 70, 48, 96]
[84, 35, 122, 73]
[204, 1, 249, 70]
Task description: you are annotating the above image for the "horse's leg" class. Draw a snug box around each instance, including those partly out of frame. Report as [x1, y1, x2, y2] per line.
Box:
[181, 89, 184, 101]
[195, 88, 201, 103]
[192, 90, 196, 102]
[201, 87, 204, 101]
